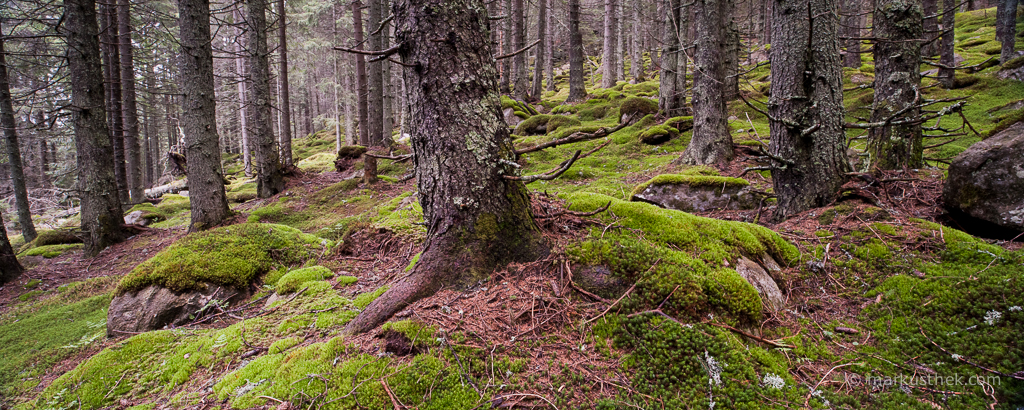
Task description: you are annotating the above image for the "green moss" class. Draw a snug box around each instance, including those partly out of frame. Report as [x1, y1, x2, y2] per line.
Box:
[513, 114, 554, 135]
[984, 107, 1024, 138]
[21, 243, 83, 258]
[276, 266, 334, 294]
[17, 290, 44, 301]
[1002, 55, 1024, 70]
[546, 115, 582, 133]
[116, 223, 331, 294]
[125, 203, 167, 223]
[353, 286, 388, 309]
[23, 278, 40, 289]
[268, 336, 302, 354]
[637, 125, 679, 144]
[336, 145, 367, 159]
[381, 320, 439, 346]
[815, 230, 834, 238]
[18, 229, 82, 253]
[664, 116, 694, 131]
[296, 152, 337, 173]
[630, 174, 749, 198]
[816, 203, 855, 225]
[618, 96, 658, 118]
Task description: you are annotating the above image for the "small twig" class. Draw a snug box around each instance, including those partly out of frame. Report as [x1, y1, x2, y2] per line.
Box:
[919, 326, 1024, 380]
[805, 363, 862, 408]
[705, 322, 795, 349]
[381, 379, 405, 409]
[584, 282, 637, 325]
[535, 200, 612, 219]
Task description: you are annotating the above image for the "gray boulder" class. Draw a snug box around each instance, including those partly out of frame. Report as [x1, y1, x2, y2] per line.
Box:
[631, 175, 758, 212]
[502, 107, 523, 127]
[734, 255, 785, 311]
[107, 283, 251, 336]
[943, 122, 1024, 232]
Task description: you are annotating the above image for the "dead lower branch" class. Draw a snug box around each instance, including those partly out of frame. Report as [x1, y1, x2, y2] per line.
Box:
[495, 39, 541, 60]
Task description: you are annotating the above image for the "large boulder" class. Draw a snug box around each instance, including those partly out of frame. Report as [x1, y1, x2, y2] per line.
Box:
[631, 174, 758, 212]
[108, 283, 251, 336]
[943, 122, 1024, 232]
[734, 255, 784, 311]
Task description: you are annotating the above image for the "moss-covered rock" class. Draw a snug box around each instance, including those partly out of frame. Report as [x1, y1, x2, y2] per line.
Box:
[513, 114, 583, 136]
[638, 125, 679, 145]
[116, 223, 331, 295]
[618, 96, 658, 119]
[664, 116, 694, 131]
[275, 266, 335, 294]
[18, 229, 82, 253]
[21, 243, 84, 259]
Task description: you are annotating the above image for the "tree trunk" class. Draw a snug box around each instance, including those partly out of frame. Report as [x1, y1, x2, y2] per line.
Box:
[545, 0, 556, 91]
[234, 7, 252, 177]
[0, 209, 21, 285]
[769, 0, 851, 221]
[567, 0, 587, 101]
[500, 0, 512, 93]
[630, 0, 645, 82]
[531, 0, 547, 98]
[601, 0, 619, 88]
[681, 0, 732, 165]
[277, 0, 293, 167]
[939, 0, 956, 88]
[659, 0, 686, 116]
[722, 0, 739, 101]
[100, 4, 129, 205]
[0, 23, 38, 242]
[997, 0, 1020, 63]
[248, 0, 285, 197]
[65, 0, 129, 256]
[344, 0, 547, 335]
[179, 0, 231, 230]
[842, 0, 863, 67]
[512, 0, 529, 98]
[922, 0, 938, 57]
[868, 0, 923, 170]
[364, 0, 386, 184]
[616, 0, 625, 81]
[118, 0, 143, 203]
[352, 0, 369, 148]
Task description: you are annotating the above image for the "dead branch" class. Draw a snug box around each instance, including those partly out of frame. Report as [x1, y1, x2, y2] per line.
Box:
[365, 152, 413, 162]
[514, 120, 630, 155]
[505, 150, 581, 183]
[535, 200, 612, 219]
[333, 43, 401, 57]
[495, 39, 541, 60]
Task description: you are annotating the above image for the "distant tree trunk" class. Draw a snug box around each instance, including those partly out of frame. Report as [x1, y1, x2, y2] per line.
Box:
[65, 0, 129, 256]
[630, 0, 645, 81]
[939, 0, 956, 88]
[0, 23, 37, 242]
[545, 0, 556, 91]
[277, 0, 293, 167]
[531, 0, 547, 98]
[352, 0, 369, 148]
[100, 4, 128, 204]
[344, 0, 546, 335]
[118, 0, 143, 203]
[248, 0, 285, 197]
[567, 0, 587, 101]
[769, 0, 850, 221]
[601, 0, 619, 88]
[997, 0, 1020, 63]
[500, 0, 513, 93]
[234, 8, 252, 177]
[842, 0, 863, 67]
[364, 0, 386, 184]
[681, 0, 732, 165]
[659, 0, 686, 116]
[179, 0, 231, 230]
[722, 0, 739, 101]
[0, 209, 21, 285]
[512, 0, 529, 98]
[922, 0, 938, 57]
[615, 0, 625, 81]
[869, 0, 923, 170]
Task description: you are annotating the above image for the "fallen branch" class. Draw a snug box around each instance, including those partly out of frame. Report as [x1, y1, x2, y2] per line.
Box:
[364, 152, 413, 162]
[515, 120, 630, 155]
[505, 150, 581, 183]
[535, 200, 611, 219]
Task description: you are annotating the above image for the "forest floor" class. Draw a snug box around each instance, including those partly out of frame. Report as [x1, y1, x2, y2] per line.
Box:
[2, 7, 1024, 410]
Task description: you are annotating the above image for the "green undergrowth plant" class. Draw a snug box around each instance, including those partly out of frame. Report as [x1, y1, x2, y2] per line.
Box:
[116, 223, 331, 294]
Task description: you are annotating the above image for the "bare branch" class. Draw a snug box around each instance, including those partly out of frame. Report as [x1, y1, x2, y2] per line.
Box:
[505, 150, 582, 183]
[495, 39, 541, 60]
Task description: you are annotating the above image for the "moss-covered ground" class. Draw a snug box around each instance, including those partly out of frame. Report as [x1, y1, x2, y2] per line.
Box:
[3, 7, 1024, 410]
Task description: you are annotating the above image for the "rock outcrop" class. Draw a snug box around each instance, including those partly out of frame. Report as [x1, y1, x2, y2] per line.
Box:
[107, 283, 251, 336]
[943, 122, 1024, 232]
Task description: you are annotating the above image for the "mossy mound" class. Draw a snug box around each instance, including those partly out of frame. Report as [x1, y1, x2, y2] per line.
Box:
[618, 96, 658, 119]
[116, 223, 331, 295]
[336, 145, 367, 159]
[125, 203, 167, 223]
[664, 116, 694, 131]
[500, 95, 537, 117]
[630, 173, 749, 198]
[512, 114, 582, 136]
[638, 125, 679, 145]
[297, 152, 338, 173]
[1002, 55, 1024, 70]
[21, 243, 84, 259]
[18, 229, 82, 253]
[275, 266, 338, 294]
[567, 193, 797, 324]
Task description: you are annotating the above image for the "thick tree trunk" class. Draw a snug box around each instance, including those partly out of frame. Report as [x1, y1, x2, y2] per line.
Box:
[65, 0, 129, 256]
[512, 0, 529, 98]
[769, 0, 851, 221]
[179, 0, 231, 230]
[277, 0, 293, 167]
[601, 0, 619, 88]
[248, 0, 285, 197]
[868, 0, 924, 170]
[101, 4, 128, 205]
[681, 0, 732, 165]
[659, 0, 686, 116]
[117, 0, 143, 203]
[531, 0, 547, 98]
[997, 0, 1020, 63]
[567, 0, 587, 101]
[0, 209, 21, 285]
[842, 0, 863, 67]
[939, 0, 956, 88]
[344, 0, 547, 335]
[0, 24, 38, 242]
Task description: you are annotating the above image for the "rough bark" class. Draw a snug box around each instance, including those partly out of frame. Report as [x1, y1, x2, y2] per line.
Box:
[630, 0, 645, 81]
[0, 24, 38, 242]
[842, 0, 863, 67]
[178, 0, 231, 230]
[234, 7, 252, 177]
[722, 0, 739, 101]
[248, 0, 285, 197]
[100, 4, 128, 205]
[365, 0, 386, 184]
[344, 0, 547, 335]
[567, 0, 587, 101]
[681, 0, 732, 165]
[601, 0, 619, 88]
[922, 0, 938, 57]
[997, 0, 1020, 63]
[545, 0, 556, 91]
[531, 0, 547, 98]
[512, 0, 529, 98]
[65, 0, 129, 256]
[277, 0, 293, 167]
[352, 1, 369, 150]
[769, 0, 851, 221]
[118, 0, 143, 203]
[615, 0, 625, 81]
[939, 0, 956, 88]
[659, 0, 686, 116]
[868, 0, 923, 170]
[0, 210, 21, 285]
[500, 0, 512, 93]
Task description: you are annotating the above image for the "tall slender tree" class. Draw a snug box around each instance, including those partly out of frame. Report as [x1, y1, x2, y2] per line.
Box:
[996, 0, 1020, 63]
[567, 0, 587, 102]
[100, 4, 128, 204]
[277, 0, 293, 167]
[938, 0, 957, 88]
[868, 0, 924, 170]
[768, 0, 850, 221]
[601, 0, 619, 88]
[64, 0, 129, 256]
[234, 7, 252, 177]
[531, 0, 548, 99]
[118, 0, 143, 203]
[0, 22, 38, 242]
[512, 0, 529, 98]
[248, 0, 285, 197]
[352, 0, 369, 147]
[659, 0, 686, 116]
[179, 0, 231, 230]
[842, 0, 863, 68]
[344, 0, 547, 334]
[681, 0, 732, 165]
